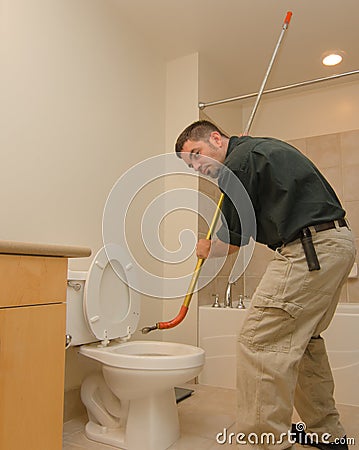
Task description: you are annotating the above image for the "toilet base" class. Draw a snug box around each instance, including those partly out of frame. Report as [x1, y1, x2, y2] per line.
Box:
[126, 389, 180, 450]
[84, 388, 180, 450]
[85, 421, 126, 448]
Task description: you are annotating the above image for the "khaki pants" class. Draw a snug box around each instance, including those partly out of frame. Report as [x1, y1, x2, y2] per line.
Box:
[236, 226, 356, 449]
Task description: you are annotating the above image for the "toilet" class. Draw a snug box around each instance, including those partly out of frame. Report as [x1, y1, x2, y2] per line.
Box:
[66, 243, 205, 450]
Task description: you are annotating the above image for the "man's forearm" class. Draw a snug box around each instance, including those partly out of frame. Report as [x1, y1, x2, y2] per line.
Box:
[196, 238, 239, 259]
[210, 239, 239, 257]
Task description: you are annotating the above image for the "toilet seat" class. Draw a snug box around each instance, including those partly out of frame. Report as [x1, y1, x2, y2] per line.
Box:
[80, 340, 205, 370]
[84, 244, 140, 343]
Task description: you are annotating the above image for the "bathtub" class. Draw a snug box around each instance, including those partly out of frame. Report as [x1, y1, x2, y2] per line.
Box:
[322, 303, 359, 407]
[198, 302, 359, 407]
[198, 305, 248, 389]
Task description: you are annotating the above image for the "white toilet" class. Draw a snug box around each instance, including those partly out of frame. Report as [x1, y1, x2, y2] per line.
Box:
[66, 243, 205, 450]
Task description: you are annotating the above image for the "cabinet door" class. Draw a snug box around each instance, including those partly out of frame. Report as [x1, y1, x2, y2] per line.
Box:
[0, 254, 67, 307]
[0, 303, 66, 450]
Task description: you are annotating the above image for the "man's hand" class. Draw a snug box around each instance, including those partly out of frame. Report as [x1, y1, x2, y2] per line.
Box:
[196, 239, 212, 259]
[196, 238, 239, 259]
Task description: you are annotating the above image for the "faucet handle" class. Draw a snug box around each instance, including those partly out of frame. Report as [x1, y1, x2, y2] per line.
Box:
[237, 294, 246, 309]
[211, 293, 221, 308]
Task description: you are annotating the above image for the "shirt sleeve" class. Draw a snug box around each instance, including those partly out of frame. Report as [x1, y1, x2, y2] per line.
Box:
[216, 166, 254, 247]
[216, 223, 245, 246]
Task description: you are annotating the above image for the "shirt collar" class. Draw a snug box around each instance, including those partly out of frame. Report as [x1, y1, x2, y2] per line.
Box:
[226, 135, 248, 158]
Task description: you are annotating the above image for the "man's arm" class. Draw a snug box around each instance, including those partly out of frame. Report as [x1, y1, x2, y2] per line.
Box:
[196, 238, 239, 259]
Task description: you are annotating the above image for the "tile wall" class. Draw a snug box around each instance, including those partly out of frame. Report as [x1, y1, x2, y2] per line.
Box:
[198, 129, 359, 306]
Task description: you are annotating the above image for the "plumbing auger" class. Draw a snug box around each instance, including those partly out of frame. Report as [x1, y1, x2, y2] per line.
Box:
[141, 10, 293, 334]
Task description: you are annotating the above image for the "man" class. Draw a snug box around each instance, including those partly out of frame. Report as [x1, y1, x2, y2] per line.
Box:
[175, 120, 356, 449]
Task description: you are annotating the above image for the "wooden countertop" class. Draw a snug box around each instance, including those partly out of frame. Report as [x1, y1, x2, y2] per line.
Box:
[0, 240, 91, 258]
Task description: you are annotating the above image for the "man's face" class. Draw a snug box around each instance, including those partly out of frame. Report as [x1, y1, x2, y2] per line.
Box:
[180, 132, 225, 179]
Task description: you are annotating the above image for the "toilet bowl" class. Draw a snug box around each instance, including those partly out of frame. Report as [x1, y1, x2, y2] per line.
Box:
[66, 243, 205, 450]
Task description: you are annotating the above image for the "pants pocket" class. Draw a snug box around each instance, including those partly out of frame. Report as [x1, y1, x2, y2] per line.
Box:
[255, 251, 292, 299]
[238, 296, 303, 353]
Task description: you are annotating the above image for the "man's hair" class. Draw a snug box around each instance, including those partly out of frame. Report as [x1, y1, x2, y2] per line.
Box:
[175, 120, 229, 158]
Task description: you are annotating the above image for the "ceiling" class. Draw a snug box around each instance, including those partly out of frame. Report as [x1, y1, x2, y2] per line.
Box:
[114, 0, 359, 106]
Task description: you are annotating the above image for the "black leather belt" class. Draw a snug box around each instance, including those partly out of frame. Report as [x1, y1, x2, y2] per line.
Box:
[294, 218, 348, 271]
[310, 218, 347, 233]
[291, 218, 348, 242]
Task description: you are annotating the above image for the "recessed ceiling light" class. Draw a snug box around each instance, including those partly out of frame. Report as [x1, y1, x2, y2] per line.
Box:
[322, 53, 343, 66]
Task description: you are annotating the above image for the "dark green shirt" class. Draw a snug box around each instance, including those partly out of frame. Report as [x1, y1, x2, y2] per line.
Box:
[217, 136, 345, 250]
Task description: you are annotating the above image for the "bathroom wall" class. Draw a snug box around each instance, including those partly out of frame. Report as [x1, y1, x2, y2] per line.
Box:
[199, 78, 359, 306]
[1, 2, 211, 421]
[0, 0, 172, 417]
[0, 0, 167, 336]
[162, 53, 200, 345]
[1, 0, 164, 269]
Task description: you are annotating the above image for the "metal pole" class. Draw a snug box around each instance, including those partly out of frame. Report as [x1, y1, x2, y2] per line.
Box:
[244, 11, 292, 134]
[199, 69, 359, 110]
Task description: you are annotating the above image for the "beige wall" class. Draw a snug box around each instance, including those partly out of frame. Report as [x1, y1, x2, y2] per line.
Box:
[1, 0, 165, 269]
[243, 79, 359, 141]
[1, 2, 205, 397]
[162, 53, 200, 345]
[1, 0, 169, 391]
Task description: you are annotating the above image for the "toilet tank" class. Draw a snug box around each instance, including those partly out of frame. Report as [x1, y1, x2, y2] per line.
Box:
[66, 270, 97, 346]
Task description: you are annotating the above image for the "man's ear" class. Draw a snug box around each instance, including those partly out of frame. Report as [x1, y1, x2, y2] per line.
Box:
[209, 131, 222, 147]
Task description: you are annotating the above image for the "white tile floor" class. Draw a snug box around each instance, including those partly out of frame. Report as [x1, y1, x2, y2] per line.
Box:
[63, 383, 359, 449]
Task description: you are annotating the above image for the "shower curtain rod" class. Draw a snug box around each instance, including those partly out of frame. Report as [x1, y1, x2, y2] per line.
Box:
[198, 69, 359, 110]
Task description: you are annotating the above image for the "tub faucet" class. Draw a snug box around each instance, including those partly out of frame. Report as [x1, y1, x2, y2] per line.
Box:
[237, 294, 246, 309]
[212, 293, 221, 308]
[224, 281, 235, 308]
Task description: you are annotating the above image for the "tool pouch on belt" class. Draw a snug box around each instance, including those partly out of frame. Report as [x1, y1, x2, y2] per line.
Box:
[300, 227, 321, 271]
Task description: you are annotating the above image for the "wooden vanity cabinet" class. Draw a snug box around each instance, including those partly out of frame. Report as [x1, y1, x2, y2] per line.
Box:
[0, 243, 90, 450]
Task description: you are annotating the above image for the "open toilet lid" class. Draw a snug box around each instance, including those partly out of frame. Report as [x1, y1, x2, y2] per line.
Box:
[84, 244, 140, 342]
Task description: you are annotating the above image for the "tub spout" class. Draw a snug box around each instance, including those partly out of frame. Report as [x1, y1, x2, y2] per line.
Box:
[224, 281, 235, 308]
